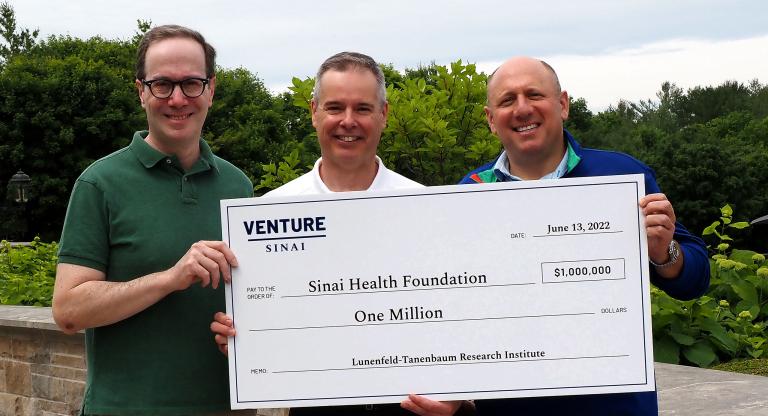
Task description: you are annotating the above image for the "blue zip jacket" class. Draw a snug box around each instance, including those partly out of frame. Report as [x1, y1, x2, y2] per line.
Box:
[459, 130, 710, 415]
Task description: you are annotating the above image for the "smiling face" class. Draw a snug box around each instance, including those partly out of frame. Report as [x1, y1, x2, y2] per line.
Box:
[485, 57, 569, 173]
[311, 68, 388, 173]
[136, 37, 215, 154]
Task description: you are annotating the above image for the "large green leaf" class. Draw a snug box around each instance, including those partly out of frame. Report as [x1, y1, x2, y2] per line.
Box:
[730, 249, 760, 265]
[669, 331, 696, 346]
[653, 336, 680, 364]
[683, 342, 717, 367]
[735, 301, 760, 321]
[732, 280, 758, 305]
[698, 317, 739, 353]
[702, 221, 720, 235]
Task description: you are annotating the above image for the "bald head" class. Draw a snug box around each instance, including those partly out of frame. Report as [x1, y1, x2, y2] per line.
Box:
[482, 56, 570, 179]
[487, 57, 562, 104]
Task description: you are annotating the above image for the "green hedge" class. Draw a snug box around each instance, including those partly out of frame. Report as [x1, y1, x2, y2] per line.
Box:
[0, 237, 57, 306]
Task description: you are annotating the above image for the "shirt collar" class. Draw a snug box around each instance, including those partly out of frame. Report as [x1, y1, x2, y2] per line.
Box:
[313, 156, 383, 192]
[129, 130, 219, 173]
[493, 141, 573, 182]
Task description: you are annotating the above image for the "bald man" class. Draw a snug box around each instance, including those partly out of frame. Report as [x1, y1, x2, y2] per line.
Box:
[459, 57, 710, 415]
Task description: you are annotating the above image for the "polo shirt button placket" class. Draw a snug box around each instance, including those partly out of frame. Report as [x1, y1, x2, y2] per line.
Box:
[181, 174, 197, 203]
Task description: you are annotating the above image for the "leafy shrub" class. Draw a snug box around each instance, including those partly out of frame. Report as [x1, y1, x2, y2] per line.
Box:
[0, 237, 57, 306]
[652, 205, 767, 367]
[380, 61, 499, 185]
[255, 149, 304, 193]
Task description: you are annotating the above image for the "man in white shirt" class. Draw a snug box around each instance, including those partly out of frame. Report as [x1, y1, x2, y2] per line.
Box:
[211, 52, 471, 416]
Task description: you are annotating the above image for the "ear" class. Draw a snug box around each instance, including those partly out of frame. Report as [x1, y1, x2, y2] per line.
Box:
[136, 79, 147, 108]
[560, 90, 570, 121]
[310, 99, 319, 129]
[207, 75, 216, 107]
[380, 101, 389, 129]
[484, 105, 497, 135]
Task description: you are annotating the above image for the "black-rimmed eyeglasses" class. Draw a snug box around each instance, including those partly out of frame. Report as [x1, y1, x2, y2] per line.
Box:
[141, 78, 210, 99]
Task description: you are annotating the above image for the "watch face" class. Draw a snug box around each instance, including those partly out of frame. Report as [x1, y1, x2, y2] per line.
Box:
[652, 240, 680, 268]
[669, 240, 680, 262]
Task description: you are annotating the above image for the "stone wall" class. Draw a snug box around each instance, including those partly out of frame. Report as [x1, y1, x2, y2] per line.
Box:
[0, 306, 287, 416]
[0, 306, 84, 416]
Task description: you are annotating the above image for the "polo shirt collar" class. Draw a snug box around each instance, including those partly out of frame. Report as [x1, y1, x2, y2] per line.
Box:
[129, 130, 219, 173]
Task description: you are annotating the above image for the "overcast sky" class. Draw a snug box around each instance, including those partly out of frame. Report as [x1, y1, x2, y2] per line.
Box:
[7, 0, 768, 111]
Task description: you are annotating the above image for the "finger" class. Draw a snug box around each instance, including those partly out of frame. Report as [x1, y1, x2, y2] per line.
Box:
[214, 312, 233, 326]
[214, 332, 229, 345]
[219, 242, 239, 267]
[195, 254, 220, 289]
[217, 341, 228, 356]
[400, 399, 427, 416]
[199, 244, 231, 288]
[408, 394, 439, 410]
[202, 240, 239, 267]
[639, 193, 667, 208]
[642, 199, 672, 214]
[195, 241, 238, 284]
[211, 321, 236, 337]
[642, 202, 676, 224]
[403, 394, 457, 416]
[213, 325, 230, 357]
[645, 214, 676, 233]
[194, 245, 224, 286]
[187, 261, 210, 288]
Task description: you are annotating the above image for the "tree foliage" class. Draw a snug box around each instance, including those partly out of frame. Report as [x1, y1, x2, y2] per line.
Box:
[0, 3, 766, 249]
[205, 67, 302, 182]
[577, 80, 768, 248]
[0, 1, 38, 64]
[0, 34, 144, 240]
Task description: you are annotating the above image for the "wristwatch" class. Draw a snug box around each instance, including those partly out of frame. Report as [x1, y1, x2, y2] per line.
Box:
[650, 240, 680, 268]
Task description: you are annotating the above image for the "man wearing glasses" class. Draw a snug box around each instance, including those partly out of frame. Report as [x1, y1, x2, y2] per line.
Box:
[53, 25, 253, 415]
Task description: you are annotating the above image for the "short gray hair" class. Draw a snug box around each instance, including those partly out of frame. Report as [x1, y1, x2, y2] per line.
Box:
[313, 52, 386, 105]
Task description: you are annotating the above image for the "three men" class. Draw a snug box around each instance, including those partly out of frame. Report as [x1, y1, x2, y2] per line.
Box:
[53, 25, 253, 414]
[461, 56, 710, 415]
[53, 30, 708, 415]
[211, 52, 469, 416]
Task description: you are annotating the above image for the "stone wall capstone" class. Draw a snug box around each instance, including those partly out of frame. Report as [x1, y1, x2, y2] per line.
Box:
[0, 305, 84, 416]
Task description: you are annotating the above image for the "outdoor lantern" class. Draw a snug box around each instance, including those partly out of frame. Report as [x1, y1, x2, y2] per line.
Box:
[8, 170, 31, 203]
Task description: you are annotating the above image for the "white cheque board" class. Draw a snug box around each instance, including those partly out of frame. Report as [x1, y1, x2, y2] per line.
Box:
[221, 174, 655, 409]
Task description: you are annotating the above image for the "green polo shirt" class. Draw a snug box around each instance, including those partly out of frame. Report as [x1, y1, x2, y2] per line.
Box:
[58, 131, 253, 415]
